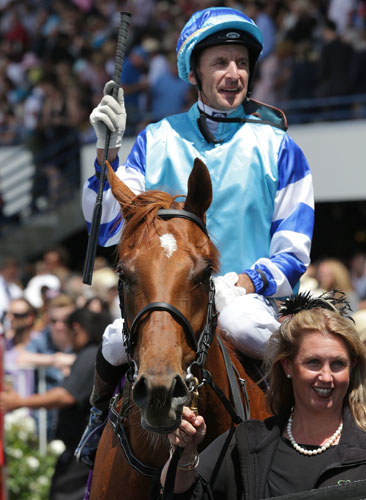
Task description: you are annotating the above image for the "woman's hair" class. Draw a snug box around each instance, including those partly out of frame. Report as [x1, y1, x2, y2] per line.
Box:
[316, 258, 354, 293]
[66, 308, 112, 345]
[265, 307, 366, 430]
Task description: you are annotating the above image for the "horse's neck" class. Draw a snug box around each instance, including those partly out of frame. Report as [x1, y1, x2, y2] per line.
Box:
[202, 332, 269, 438]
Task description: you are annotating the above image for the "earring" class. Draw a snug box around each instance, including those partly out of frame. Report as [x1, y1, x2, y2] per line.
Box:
[287, 374, 291, 379]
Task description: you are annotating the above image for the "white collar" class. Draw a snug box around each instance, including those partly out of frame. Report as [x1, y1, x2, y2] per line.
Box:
[197, 100, 238, 118]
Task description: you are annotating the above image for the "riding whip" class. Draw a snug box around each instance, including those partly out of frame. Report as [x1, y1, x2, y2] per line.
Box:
[82, 11, 131, 285]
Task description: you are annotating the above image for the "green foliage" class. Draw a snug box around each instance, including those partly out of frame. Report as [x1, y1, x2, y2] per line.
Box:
[4, 409, 65, 500]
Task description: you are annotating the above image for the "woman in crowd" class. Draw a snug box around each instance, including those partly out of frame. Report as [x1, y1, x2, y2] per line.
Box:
[315, 258, 359, 312]
[151, 291, 366, 499]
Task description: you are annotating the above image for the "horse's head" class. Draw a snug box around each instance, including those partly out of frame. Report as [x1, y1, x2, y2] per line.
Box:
[107, 158, 219, 433]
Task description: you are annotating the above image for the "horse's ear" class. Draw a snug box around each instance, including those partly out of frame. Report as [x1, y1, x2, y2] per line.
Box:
[106, 161, 135, 218]
[183, 158, 212, 220]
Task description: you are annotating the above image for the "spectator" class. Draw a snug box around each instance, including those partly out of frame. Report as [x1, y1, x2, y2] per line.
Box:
[252, 39, 294, 106]
[143, 37, 170, 88]
[282, 0, 319, 45]
[34, 71, 81, 208]
[315, 258, 360, 312]
[244, 0, 276, 61]
[353, 308, 366, 345]
[349, 252, 366, 301]
[287, 40, 319, 101]
[149, 52, 191, 121]
[42, 246, 72, 286]
[317, 18, 355, 98]
[25, 293, 76, 439]
[3, 298, 38, 397]
[89, 266, 120, 319]
[0, 256, 23, 325]
[0, 307, 112, 500]
[299, 263, 320, 293]
[287, 40, 319, 122]
[153, 291, 366, 499]
[127, 0, 157, 47]
[24, 269, 61, 311]
[120, 45, 150, 136]
[328, 0, 357, 35]
[83, 296, 110, 314]
[28, 72, 81, 212]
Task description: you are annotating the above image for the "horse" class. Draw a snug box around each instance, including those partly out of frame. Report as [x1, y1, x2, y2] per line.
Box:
[89, 158, 269, 499]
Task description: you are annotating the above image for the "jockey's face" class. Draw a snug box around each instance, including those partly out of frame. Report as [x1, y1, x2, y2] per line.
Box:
[189, 44, 250, 111]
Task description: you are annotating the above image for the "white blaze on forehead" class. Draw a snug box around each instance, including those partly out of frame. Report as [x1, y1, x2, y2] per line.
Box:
[159, 233, 177, 258]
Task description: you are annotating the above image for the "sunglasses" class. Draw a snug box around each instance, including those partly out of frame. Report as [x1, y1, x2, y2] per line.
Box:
[10, 311, 30, 319]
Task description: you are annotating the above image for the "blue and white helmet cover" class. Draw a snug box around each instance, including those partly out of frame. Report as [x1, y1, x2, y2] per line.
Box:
[176, 7, 263, 83]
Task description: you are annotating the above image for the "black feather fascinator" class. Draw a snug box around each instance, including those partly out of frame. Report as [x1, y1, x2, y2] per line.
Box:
[279, 289, 353, 321]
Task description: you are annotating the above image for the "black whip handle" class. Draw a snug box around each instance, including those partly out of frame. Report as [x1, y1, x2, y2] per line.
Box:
[82, 11, 131, 285]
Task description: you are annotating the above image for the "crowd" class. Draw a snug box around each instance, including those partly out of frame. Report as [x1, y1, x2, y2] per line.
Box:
[0, 247, 119, 498]
[0, 0, 366, 149]
[1, 0, 365, 215]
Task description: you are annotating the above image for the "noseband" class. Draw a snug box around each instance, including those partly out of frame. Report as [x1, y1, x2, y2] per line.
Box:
[118, 208, 217, 381]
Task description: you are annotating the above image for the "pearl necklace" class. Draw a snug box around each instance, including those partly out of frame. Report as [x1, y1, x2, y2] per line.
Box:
[287, 413, 343, 456]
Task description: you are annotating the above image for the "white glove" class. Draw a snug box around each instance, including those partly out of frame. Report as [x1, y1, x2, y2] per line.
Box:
[213, 272, 246, 313]
[90, 80, 126, 149]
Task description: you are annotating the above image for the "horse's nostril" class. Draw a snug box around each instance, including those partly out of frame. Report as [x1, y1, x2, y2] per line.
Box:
[171, 375, 189, 400]
[133, 376, 148, 408]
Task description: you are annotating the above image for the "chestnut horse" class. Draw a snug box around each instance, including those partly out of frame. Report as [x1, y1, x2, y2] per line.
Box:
[89, 158, 269, 499]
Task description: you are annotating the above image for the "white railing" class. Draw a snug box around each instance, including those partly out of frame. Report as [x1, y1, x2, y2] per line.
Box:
[7, 366, 50, 456]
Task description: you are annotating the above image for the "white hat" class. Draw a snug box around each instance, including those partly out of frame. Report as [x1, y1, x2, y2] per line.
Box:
[24, 274, 61, 308]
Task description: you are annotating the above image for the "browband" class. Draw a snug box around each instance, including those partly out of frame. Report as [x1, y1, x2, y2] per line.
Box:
[158, 209, 209, 238]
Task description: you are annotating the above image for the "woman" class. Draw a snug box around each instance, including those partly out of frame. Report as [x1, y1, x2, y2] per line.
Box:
[315, 258, 359, 312]
[151, 291, 366, 499]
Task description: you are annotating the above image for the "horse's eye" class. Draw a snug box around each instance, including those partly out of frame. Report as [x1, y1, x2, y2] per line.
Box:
[117, 265, 128, 284]
[199, 266, 213, 286]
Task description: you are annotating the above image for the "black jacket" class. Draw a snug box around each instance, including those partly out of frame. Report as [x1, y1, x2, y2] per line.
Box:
[150, 407, 366, 500]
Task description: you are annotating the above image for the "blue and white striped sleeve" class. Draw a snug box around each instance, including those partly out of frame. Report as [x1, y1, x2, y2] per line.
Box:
[82, 130, 147, 247]
[246, 134, 314, 297]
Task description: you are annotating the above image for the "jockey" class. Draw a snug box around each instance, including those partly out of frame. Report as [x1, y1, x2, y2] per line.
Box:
[77, 6, 314, 467]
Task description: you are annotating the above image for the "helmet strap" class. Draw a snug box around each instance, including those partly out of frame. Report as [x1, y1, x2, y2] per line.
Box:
[197, 98, 288, 144]
[191, 61, 202, 91]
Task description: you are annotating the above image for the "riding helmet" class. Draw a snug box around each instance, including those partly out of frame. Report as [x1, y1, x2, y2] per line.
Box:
[176, 7, 263, 90]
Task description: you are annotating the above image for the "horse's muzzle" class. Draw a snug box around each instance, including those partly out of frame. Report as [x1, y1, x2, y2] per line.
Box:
[132, 373, 189, 433]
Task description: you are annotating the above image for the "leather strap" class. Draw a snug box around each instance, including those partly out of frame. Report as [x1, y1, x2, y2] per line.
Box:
[158, 209, 209, 237]
[109, 393, 159, 477]
[130, 302, 198, 351]
[217, 337, 249, 421]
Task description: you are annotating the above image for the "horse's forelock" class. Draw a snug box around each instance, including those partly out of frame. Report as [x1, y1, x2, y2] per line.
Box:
[118, 190, 179, 245]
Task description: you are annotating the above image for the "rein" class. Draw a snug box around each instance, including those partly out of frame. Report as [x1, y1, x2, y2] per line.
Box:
[112, 208, 248, 488]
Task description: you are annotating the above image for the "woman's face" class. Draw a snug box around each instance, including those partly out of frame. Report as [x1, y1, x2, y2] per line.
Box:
[316, 262, 334, 290]
[282, 331, 352, 417]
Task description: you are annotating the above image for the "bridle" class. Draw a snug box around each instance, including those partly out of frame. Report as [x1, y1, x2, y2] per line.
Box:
[110, 207, 248, 487]
[117, 208, 217, 386]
